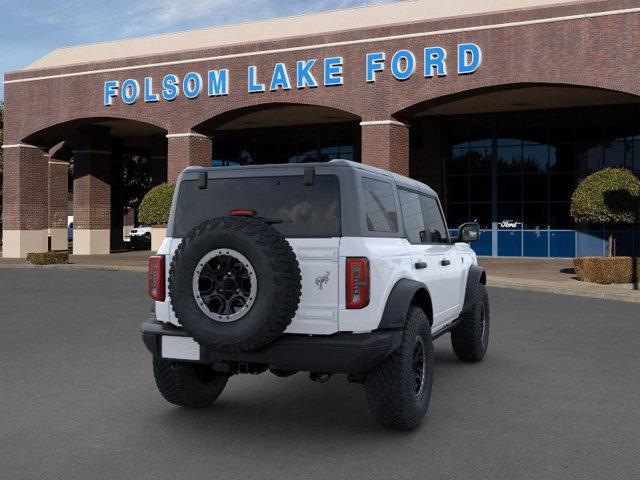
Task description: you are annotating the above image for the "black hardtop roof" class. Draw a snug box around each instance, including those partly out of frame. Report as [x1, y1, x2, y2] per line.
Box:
[182, 159, 438, 197]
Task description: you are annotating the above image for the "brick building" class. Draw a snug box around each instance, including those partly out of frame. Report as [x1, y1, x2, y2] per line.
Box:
[3, 0, 640, 257]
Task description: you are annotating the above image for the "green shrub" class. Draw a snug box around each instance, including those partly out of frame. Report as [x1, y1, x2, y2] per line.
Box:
[570, 168, 640, 224]
[574, 256, 640, 284]
[138, 183, 175, 226]
[27, 251, 70, 265]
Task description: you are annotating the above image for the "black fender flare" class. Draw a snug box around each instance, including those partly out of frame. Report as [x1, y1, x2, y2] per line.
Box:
[461, 265, 487, 314]
[377, 279, 433, 330]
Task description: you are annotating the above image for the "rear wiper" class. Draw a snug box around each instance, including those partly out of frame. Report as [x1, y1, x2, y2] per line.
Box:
[257, 217, 288, 225]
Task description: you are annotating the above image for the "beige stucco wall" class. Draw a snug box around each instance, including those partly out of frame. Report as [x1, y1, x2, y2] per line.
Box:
[2, 230, 48, 258]
[151, 227, 166, 252]
[73, 229, 110, 255]
[49, 228, 68, 251]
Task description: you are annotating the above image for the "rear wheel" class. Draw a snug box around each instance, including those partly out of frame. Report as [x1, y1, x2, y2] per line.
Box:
[153, 359, 228, 408]
[451, 283, 490, 361]
[364, 307, 433, 430]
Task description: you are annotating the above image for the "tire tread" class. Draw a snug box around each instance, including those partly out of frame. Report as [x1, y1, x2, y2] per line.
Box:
[169, 217, 301, 353]
[364, 307, 433, 430]
[451, 283, 490, 362]
[153, 359, 228, 408]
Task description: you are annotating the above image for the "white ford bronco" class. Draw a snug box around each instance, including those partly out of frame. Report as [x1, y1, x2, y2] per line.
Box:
[143, 160, 489, 430]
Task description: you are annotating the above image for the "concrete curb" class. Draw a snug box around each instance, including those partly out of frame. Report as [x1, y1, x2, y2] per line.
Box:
[488, 276, 640, 304]
[0, 263, 147, 273]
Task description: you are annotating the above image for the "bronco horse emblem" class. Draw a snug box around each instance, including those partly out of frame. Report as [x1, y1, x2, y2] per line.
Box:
[315, 271, 330, 290]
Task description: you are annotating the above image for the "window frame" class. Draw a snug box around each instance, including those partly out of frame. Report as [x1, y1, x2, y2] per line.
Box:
[398, 186, 451, 245]
[420, 192, 452, 245]
[397, 188, 427, 245]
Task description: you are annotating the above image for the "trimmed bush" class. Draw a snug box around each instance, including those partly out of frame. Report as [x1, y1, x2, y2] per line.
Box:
[139, 183, 175, 226]
[27, 251, 69, 265]
[570, 168, 640, 224]
[574, 256, 640, 284]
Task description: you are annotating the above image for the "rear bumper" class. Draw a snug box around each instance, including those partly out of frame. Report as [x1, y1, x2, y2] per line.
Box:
[141, 319, 402, 374]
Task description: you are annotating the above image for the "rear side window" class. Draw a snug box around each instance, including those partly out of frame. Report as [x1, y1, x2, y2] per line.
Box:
[173, 175, 340, 238]
[361, 177, 398, 233]
[420, 195, 449, 243]
[398, 189, 426, 244]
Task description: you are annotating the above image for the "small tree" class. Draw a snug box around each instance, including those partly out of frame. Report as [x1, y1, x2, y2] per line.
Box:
[122, 153, 152, 210]
[570, 168, 640, 256]
[138, 183, 175, 226]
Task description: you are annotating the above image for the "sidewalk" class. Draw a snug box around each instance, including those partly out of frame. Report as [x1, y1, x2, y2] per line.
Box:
[479, 257, 640, 303]
[1, 251, 639, 303]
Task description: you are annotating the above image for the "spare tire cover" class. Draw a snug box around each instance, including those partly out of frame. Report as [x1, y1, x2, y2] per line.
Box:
[169, 216, 301, 353]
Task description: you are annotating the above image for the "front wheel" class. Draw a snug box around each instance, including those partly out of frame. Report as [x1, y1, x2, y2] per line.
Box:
[364, 307, 434, 430]
[153, 359, 228, 408]
[450, 283, 490, 362]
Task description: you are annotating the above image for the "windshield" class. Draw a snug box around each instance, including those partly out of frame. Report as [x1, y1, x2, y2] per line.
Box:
[173, 175, 341, 238]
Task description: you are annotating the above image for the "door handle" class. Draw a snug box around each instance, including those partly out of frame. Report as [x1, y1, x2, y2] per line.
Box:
[440, 259, 451, 266]
[414, 262, 427, 270]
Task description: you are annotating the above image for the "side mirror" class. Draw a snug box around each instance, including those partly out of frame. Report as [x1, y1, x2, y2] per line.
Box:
[457, 222, 481, 243]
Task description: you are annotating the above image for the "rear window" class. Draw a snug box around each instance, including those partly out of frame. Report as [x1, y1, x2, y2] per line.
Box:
[173, 175, 341, 238]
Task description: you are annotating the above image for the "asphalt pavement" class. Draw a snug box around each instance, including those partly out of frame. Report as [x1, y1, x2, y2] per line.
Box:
[1, 268, 639, 480]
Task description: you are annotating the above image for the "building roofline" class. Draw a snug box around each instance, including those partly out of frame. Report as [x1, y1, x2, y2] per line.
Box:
[18, 0, 597, 72]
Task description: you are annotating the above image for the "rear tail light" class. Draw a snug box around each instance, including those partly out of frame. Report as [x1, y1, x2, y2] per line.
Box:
[346, 257, 370, 309]
[229, 209, 257, 217]
[148, 255, 165, 301]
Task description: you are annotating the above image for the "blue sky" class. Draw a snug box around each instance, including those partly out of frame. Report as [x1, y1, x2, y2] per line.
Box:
[0, 0, 400, 100]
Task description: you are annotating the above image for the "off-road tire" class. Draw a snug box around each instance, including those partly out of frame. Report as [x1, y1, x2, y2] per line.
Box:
[451, 283, 490, 362]
[364, 307, 434, 431]
[153, 359, 228, 408]
[169, 217, 301, 353]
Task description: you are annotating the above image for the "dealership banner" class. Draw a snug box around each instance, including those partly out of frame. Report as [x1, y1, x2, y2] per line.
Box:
[103, 43, 482, 106]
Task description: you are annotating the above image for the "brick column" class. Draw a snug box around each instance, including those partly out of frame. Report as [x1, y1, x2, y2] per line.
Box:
[48, 159, 69, 251]
[150, 134, 168, 187]
[1, 144, 49, 257]
[71, 126, 112, 255]
[73, 149, 111, 255]
[110, 145, 125, 251]
[360, 120, 410, 176]
[167, 133, 212, 183]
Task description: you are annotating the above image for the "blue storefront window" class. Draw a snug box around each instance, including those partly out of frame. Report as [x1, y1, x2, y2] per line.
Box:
[449, 229, 492, 256]
[472, 230, 493, 256]
[498, 230, 522, 256]
[523, 230, 548, 257]
[576, 227, 640, 257]
[576, 229, 606, 257]
[550, 231, 576, 258]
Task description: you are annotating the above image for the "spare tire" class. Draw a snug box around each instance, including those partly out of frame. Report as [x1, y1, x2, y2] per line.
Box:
[169, 216, 301, 353]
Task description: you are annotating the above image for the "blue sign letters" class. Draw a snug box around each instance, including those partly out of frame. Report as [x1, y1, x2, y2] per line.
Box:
[103, 43, 482, 106]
